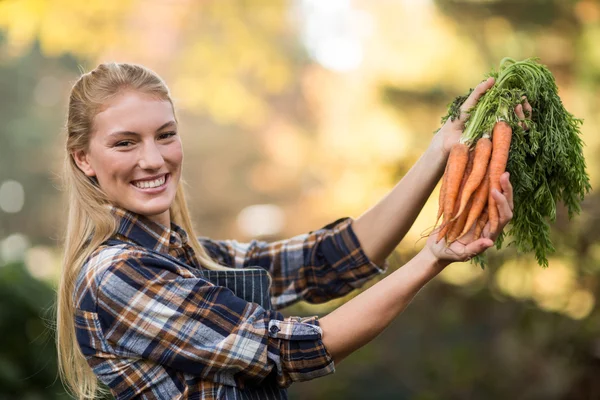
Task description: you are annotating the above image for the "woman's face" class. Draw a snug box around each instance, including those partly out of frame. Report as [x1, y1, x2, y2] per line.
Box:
[73, 90, 183, 227]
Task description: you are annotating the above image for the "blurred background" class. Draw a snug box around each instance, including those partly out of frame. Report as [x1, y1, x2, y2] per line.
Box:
[0, 0, 599, 398]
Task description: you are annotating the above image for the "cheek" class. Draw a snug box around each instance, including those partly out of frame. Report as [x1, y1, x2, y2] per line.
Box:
[92, 152, 135, 181]
[167, 141, 184, 165]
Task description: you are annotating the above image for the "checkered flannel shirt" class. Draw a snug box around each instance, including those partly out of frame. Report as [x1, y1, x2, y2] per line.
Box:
[74, 205, 386, 399]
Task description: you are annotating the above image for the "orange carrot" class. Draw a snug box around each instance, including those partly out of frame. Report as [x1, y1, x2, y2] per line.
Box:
[446, 152, 476, 243]
[436, 160, 450, 226]
[448, 196, 472, 243]
[473, 208, 489, 240]
[488, 121, 513, 233]
[453, 136, 492, 221]
[437, 147, 473, 243]
[441, 144, 469, 213]
[458, 164, 490, 238]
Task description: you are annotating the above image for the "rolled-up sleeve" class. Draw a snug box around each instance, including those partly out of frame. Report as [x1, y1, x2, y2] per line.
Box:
[199, 217, 388, 309]
[95, 253, 334, 388]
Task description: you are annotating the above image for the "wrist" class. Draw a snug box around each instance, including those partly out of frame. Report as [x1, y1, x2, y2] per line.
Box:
[425, 140, 449, 176]
[419, 248, 451, 272]
[429, 132, 450, 160]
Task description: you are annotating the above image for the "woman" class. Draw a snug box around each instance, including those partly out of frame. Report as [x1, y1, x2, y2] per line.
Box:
[56, 63, 522, 399]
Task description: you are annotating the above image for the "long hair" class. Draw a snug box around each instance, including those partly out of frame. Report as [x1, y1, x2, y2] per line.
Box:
[56, 62, 231, 399]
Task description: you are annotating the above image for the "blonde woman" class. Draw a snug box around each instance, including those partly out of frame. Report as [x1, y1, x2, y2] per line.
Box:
[57, 63, 518, 399]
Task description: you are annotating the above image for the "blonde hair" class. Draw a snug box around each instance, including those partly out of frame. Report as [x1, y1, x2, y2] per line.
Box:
[56, 62, 230, 399]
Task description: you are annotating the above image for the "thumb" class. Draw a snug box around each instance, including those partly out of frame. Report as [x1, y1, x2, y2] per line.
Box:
[463, 238, 494, 258]
[459, 77, 495, 122]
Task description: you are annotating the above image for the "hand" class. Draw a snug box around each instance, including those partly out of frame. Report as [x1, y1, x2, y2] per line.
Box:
[431, 79, 534, 158]
[424, 171, 514, 265]
[432, 77, 496, 157]
[515, 95, 533, 131]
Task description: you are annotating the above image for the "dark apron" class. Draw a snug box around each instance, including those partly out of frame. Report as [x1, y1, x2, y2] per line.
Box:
[103, 238, 273, 309]
[103, 238, 286, 399]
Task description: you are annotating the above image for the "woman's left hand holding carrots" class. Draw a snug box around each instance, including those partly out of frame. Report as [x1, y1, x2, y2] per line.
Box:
[424, 170, 513, 265]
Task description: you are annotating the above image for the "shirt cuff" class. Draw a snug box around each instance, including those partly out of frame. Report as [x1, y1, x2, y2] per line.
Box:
[267, 312, 335, 387]
[324, 217, 388, 288]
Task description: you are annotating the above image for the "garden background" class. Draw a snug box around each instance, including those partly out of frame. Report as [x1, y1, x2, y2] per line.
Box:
[1, 0, 599, 398]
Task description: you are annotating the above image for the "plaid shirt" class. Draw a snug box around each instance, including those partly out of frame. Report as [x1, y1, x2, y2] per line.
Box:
[74, 206, 386, 399]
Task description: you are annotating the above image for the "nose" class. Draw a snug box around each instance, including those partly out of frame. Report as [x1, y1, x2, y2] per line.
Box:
[138, 142, 165, 170]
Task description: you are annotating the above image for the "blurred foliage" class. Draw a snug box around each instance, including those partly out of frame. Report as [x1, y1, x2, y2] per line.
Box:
[0, 0, 599, 399]
[0, 261, 65, 398]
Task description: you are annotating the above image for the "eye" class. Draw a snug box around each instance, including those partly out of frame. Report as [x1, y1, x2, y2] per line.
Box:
[159, 131, 177, 140]
[115, 140, 133, 147]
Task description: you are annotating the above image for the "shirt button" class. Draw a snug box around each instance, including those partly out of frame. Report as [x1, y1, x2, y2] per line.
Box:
[269, 325, 280, 335]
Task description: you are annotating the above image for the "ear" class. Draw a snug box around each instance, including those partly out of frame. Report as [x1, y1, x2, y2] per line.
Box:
[72, 149, 96, 177]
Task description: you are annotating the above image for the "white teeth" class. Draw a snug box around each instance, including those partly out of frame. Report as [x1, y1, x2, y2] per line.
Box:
[133, 175, 166, 189]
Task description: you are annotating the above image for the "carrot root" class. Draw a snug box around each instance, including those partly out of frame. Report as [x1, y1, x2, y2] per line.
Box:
[458, 164, 490, 238]
[442, 143, 470, 225]
[453, 137, 492, 220]
[448, 197, 472, 244]
[436, 160, 451, 227]
[440, 149, 474, 244]
[488, 121, 512, 233]
[473, 209, 489, 240]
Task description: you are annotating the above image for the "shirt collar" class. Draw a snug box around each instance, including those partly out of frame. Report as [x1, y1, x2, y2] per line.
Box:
[107, 204, 190, 254]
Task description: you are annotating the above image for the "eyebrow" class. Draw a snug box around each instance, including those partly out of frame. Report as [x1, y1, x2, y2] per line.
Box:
[108, 121, 177, 137]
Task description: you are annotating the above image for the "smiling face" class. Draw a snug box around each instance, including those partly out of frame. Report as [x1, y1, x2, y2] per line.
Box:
[73, 90, 183, 227]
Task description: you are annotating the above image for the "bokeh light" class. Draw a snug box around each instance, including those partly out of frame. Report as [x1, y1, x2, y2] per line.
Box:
[297, 0, 369, 72]
[237, 204, 285, 238]
[439, 261, 486, 286]
[25, 246, 59, 281]
[1, 233, 30, 264]
[0, 180, 25, 213]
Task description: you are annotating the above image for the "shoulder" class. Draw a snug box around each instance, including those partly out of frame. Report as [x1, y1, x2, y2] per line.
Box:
[74, 242, 142, 311]
[76, 240, 204, 308]
[83, 242, 145, 279]
[75, 241, 187, 311]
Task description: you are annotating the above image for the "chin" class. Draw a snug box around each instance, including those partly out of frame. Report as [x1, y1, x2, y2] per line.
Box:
[137, 202, 172, 215]
[123, 198, 173, 220]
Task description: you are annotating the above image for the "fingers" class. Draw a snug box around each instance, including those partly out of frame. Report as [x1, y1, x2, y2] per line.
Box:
[492, 188, 513, 225]
[515, 96, 533, 131]
[459, 77, 495, 122]
[482, 221, 491, 239]
[522, 96, 533, 118]
[456, 172, 515, 257]
[483, 181, 513, 241]
[481, 172, 513, 241]
[461, 237, 494, 261]
[499, 172, 514, 210]
[515, 104, 525, 121]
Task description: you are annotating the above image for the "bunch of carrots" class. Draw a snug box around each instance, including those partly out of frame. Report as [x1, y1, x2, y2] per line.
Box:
[431, 58, 590, 267]
[435, 121, 511, 245]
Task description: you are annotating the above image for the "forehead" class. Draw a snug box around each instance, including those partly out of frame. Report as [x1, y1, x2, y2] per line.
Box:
[93, 91, 174, 135]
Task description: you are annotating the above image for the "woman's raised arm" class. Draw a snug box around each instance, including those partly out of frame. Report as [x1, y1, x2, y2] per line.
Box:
[351, 78, 496, 266]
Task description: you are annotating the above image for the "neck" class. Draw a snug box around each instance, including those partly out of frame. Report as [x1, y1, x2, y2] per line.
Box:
[146, 211, 170, 229]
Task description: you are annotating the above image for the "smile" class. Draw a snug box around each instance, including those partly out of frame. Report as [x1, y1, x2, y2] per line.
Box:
[131, 173, 170, 192]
